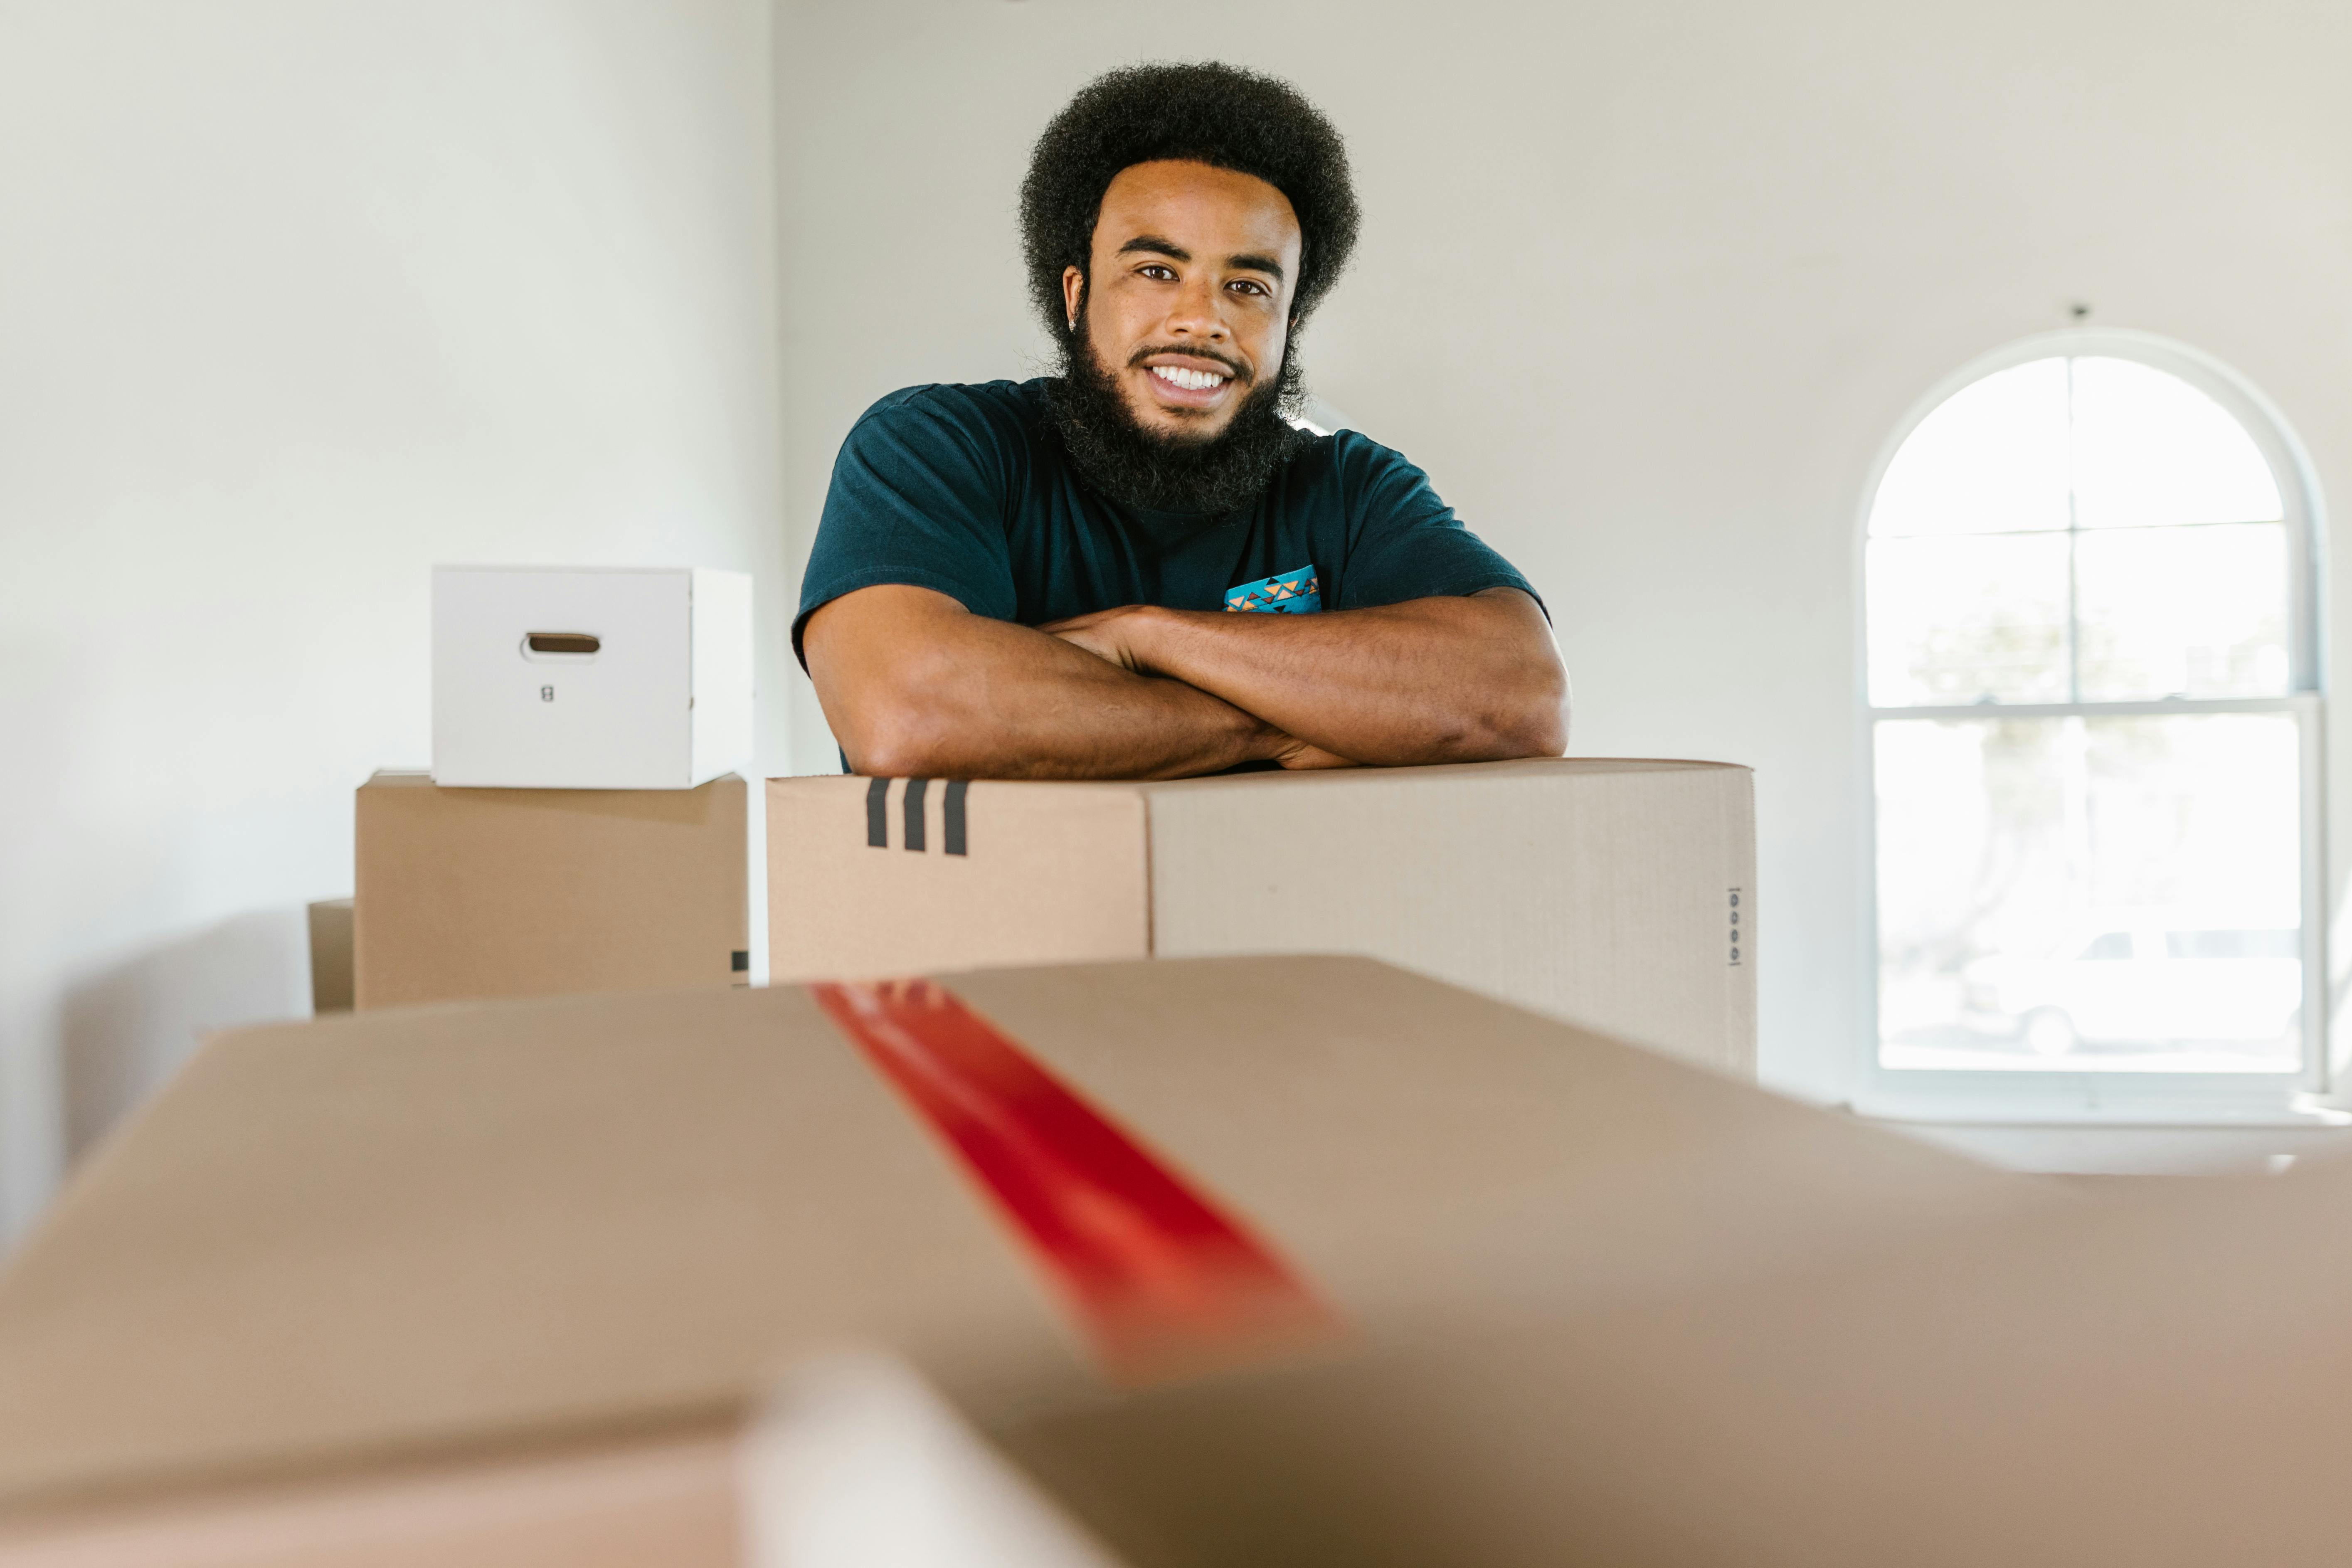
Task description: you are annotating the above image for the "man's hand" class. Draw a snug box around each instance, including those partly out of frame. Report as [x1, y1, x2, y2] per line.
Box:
[1044, 591, 1569, 767]
[1036, 604, 1151, 673]
[1266, 736, 1358, 770]
[1039, 607, 1357, 769]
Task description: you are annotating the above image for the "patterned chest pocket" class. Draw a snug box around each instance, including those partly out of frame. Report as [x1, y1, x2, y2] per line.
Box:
[1225, 565, 1321, 614]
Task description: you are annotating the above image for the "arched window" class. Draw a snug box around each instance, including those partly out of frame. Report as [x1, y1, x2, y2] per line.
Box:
[1862, 331, 2324, 1117]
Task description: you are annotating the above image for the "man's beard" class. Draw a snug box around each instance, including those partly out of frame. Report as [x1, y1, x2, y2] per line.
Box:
[1045, 327, 1307, 515]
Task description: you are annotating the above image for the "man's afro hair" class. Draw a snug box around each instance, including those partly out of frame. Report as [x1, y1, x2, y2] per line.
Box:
[1019, 62, 1360, 342]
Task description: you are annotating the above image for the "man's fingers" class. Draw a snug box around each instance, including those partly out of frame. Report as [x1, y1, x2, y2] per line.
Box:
[1275, 739, 1358, 771]
[1036, 605, 1131, 634]
[1048, 626, 1129, 670]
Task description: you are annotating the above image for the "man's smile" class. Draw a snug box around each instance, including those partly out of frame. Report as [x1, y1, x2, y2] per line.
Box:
[1135, 351, 1246, 412]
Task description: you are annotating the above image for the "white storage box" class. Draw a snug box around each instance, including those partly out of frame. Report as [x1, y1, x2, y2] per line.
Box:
[432, 566, 753, 789]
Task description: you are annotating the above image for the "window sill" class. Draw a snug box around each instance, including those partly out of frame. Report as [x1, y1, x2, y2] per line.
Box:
[1858, 1110, 2352, 1176]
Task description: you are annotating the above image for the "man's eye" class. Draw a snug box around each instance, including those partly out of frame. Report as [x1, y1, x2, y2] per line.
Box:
[1230, 280, 1267, 297]
[1139, 264, 1176, 280]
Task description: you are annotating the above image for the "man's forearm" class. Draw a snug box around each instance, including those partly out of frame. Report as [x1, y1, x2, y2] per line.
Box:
[891, 643, 1276, 780]
[809, 591, 1286, 779]
[1072, 590, 1568, 766]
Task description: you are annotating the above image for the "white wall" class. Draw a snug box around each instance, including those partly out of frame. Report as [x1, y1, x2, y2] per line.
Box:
[0, 0, 786, 1239]
[771, 0, 2352, 1108]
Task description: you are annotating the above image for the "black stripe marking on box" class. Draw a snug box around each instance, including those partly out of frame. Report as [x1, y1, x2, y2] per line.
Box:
[866, 777, 890, 848]
[904, 778, 929, 852]
[943, 780, 969, 856]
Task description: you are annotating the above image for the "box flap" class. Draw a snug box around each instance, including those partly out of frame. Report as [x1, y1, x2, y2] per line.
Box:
[1001, 1146, 2352, 1568]
[0, 957, 2022, 1522]
[0, 984, 1073, 1516]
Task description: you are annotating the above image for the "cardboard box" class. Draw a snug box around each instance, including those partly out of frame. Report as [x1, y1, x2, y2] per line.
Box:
[354, 771, 749, 1009]
[0, 1358, 1124, 1568]
[306, 898, 353, 1014]
[769, 758, 1755, 1075]
[432, 565, 752, 789]
[1002, 1143, 2352, 1568]
[0, 956, 2020, 1558]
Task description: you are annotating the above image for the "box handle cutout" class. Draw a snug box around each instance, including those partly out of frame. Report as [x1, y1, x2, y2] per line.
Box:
[521, 632, 600, 660]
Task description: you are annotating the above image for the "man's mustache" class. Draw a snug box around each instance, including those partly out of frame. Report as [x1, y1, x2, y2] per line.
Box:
[1124, 344, 1252, 384]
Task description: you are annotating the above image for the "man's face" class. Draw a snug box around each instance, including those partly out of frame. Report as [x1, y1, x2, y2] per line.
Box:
[1061, 160, 1302, 444]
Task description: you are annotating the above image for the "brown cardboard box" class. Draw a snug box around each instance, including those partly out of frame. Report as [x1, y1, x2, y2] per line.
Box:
[1004, 1146, 2352, 1568]
[0, 957, 2018, 1559]
[306, 898, 354, 1013]
[0, 1360, 1124, 1568]
[769, 758, 1756, 1075]
[354, 771, 749, 1009]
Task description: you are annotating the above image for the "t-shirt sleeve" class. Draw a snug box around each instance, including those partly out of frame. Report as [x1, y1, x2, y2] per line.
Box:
[1332, 434, 1544, 616]
[792, 387, 1022, 666]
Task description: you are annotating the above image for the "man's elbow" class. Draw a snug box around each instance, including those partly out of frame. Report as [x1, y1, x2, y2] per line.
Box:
[829, 686, 962, 779]
[1504, 695, 1571, 759]
[1472, 660, 1571, 760]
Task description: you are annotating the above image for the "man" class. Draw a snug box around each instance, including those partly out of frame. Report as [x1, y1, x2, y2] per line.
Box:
[798, 62, 1568, 779]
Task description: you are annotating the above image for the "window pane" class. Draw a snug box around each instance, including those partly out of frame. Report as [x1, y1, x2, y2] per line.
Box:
[1869, 359, 2070, 537]
[2168, 929, 2298, 960]
[1866, 533, 2070, 705]
[2071, 357, 2283, 528]
[2076, 523, 2291, 700]
[1876, 711, 2303, 1072]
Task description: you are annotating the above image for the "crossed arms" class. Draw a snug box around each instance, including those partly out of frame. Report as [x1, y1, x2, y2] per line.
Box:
[802, 584, 1570, 780]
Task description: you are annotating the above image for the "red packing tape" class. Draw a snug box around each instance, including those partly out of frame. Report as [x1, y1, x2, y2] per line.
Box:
[812, 979, 1341, 1383]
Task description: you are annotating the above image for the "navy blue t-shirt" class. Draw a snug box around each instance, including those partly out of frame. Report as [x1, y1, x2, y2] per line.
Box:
[793, 378, 1536, 663]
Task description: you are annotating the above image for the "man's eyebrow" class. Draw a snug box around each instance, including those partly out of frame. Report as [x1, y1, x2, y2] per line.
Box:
[1113, 236, 1286, 282]
[1224, 252, 1286, 281]
[1116, 234, 1191, 261]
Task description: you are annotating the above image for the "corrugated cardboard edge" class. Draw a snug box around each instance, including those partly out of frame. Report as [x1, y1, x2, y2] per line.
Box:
[1723, 762, 1758, 1073]
[1134, 757, 1747, 794]
[0, 1355, 1145, 1568]
[0, 1408, 751, 1564]
[1139, 791, 1156, 957]
[0, 1365, 755, 1534]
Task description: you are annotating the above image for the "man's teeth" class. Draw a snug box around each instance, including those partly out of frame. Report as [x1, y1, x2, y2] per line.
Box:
[1150, 365, 1228, 392]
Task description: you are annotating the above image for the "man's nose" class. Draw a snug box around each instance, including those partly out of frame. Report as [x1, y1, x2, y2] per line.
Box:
[1162, 275, 1228, 341]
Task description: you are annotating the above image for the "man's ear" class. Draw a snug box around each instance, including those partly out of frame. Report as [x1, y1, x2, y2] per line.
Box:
[1061, 265, 1085, 330]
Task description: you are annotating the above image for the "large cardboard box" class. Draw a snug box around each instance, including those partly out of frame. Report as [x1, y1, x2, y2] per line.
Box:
[769, 758, 1755, 1075]
[0, 957, 2019, 1560]
[1001, 1141, 2352, 1567]
[432, 565, 752, 789]
[354, 771, 749, 1009]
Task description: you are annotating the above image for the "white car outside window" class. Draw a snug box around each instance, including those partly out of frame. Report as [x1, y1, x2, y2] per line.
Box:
[1962, 913, 2300, 1061]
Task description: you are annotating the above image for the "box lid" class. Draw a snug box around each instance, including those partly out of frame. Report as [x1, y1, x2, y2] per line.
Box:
[1003, 1138, 2352, 1568]
[0, 957, 2019, 1520]
[762, 756, 1750, 802]
[1132, 755, 1749, 794]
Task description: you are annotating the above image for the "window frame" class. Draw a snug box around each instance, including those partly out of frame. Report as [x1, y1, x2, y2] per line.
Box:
[1852, 328, 2334, 1126]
